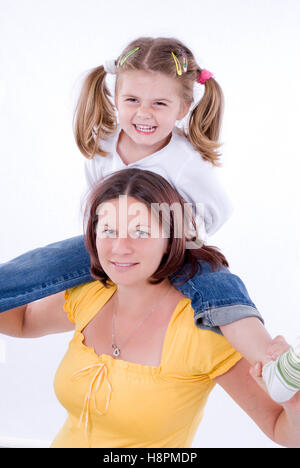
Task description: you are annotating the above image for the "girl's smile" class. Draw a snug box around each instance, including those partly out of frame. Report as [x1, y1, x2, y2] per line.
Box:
[133, 124, 157, 135]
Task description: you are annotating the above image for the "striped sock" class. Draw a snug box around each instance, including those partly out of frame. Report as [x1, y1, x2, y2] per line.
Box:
[262, 344, 300, 403]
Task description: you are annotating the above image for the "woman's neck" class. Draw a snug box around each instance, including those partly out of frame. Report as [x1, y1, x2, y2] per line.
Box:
[116, 129, 172, 165]
[113, 278, 172, 320]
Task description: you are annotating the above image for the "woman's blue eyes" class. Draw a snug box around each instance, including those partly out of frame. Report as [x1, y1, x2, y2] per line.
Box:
[134, 230, 149, 238]
[102, 229, 114, 235]
[102, 229, 149, 238]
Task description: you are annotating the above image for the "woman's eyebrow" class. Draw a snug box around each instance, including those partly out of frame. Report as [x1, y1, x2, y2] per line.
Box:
[99, 223, 151, 229]
[98, 222, 114, 228]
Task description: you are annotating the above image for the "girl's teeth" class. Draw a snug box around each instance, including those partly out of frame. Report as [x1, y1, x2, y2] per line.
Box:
[135, 125, 156, 132]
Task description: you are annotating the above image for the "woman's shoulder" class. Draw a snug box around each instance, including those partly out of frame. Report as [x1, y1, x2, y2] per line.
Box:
[64, 279, 116, 324]
[171, 300, 242, 378]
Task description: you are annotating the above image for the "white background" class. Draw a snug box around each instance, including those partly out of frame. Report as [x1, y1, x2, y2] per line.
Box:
[0, 0, 299, 448]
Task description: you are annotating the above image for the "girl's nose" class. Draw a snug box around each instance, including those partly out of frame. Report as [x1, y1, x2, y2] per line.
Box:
[136, 104, 152, 119]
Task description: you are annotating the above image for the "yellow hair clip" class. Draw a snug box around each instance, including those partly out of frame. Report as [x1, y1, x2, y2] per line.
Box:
[171, 51, 182, 76]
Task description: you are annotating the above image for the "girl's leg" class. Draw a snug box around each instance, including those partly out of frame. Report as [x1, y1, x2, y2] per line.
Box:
[170, 261, 263, 334]
[0, 235, 93, 313]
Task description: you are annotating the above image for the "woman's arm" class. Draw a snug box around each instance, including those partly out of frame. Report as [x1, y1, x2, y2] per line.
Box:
[220, 318, 283, 366]
[0, 291, 74, 338]
[0, 305, 26, 337]
[214, 357, 300, 447]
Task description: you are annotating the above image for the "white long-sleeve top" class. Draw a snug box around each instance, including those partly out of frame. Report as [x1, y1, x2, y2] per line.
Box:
[83, 126, 233, 237]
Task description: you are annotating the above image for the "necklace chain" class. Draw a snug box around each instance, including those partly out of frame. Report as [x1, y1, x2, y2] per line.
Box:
[111, 285, 172, 358]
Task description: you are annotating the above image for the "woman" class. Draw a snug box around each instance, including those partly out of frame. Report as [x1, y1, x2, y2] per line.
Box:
[0, 168, 299, 448]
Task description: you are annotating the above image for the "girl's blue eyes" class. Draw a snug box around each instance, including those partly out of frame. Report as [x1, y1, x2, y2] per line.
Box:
[126, 98, 166, 106]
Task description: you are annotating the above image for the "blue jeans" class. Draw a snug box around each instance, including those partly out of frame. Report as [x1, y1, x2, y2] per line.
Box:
[0, 235, 263, 334]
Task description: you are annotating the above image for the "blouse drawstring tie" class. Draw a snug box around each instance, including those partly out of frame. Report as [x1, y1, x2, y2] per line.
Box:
[71, 362, 112, 440]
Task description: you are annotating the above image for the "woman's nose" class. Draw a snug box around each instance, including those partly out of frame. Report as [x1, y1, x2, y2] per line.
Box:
[111, 236, 134, 254]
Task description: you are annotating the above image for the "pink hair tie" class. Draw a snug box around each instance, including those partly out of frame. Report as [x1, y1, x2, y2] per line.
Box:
[197, 69, 214, 84]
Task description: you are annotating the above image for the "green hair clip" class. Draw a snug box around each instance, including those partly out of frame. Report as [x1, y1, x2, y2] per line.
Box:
[119, 47, 140, 67]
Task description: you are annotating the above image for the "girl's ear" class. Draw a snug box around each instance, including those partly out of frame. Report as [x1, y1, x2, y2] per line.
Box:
[177, 102, 191, 121]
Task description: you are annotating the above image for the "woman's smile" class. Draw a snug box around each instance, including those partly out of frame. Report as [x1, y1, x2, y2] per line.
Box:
[110, 261, 139, 272]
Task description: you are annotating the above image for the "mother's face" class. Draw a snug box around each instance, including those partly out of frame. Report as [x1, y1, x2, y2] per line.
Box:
[95, 195, 169, 287]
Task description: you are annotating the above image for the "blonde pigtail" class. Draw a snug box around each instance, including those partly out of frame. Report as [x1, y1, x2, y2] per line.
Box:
[73, 65, 117, 159]
[188, 77, 224, 167]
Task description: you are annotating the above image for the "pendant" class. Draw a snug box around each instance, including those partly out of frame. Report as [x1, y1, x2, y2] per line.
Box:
[112, 345, 120, 357]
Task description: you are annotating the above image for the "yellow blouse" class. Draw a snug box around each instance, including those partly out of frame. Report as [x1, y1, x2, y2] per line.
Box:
[51, 280, 242, 448]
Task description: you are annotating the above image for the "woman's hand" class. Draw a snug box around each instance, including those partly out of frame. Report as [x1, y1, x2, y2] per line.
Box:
[265, 335, 291, 361]
[249, 361, 300, 406]
[250, 361, 300, 407]
[249, 334, 300, 411]
[249, 334, 290, 394]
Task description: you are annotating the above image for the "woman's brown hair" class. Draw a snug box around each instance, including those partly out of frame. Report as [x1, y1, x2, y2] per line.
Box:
[74, 36, 224, 166]
[83, 168, 228, 287]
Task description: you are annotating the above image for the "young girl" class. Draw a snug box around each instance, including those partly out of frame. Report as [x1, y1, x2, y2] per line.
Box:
[1, 36, 299, 404]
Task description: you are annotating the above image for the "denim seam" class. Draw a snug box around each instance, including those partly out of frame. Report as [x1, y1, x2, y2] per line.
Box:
[195, 304, 264, 328]
[199, 299, 256, 310]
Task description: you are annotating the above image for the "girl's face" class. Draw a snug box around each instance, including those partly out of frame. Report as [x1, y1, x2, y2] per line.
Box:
[115, 70, 190, 152]
[95, 196, 169, 288]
